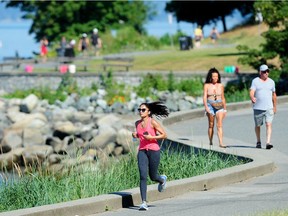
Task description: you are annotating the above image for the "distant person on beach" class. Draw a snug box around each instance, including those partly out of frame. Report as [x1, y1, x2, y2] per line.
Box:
[203, 67, 227, 148]
[40, 36, 49, 62]
[210, 27, 220, 44]
[194, 25, 203, 48]
[132, 101, 169, 211]
[249, 64, 277, 150]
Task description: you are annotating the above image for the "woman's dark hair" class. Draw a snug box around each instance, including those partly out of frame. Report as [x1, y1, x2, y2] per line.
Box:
[140, 101, 169, 119]
[205, 67, 221, 83]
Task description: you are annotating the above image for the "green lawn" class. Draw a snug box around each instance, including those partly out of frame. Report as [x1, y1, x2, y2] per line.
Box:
[32, 24, 267, 74]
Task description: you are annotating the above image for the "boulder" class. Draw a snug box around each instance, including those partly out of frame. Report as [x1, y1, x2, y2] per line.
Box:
[23, 128, 46, 147]
[1, 129, 23, 151]
[22, 94, 39, 112]
[21, 145, 53, 166]
[86, 125, 117, 149]
[116, 128, 133, 153]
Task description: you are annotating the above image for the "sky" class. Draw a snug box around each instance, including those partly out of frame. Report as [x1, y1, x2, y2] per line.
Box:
[0, 1, 249, 60]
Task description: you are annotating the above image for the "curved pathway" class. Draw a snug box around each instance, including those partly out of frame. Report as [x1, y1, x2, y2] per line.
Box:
[94, 101, 288, 216]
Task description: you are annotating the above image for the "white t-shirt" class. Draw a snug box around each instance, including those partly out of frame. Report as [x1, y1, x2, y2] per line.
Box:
[250, 77, 275, 110]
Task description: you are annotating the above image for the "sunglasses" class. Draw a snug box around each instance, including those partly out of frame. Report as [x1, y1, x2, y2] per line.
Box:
[261, 70, 269, 74]
[138, 108, 147, 113]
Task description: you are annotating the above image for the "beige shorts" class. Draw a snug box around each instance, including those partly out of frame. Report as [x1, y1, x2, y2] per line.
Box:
[254, 109, 274, 126]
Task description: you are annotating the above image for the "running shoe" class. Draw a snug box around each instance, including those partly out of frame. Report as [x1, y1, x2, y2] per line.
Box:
[139, 201, 148, 211]
[158, 175, 167, 192]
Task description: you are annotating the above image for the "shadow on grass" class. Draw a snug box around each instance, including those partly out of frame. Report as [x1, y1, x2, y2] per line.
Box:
[208, 52, 248, 57]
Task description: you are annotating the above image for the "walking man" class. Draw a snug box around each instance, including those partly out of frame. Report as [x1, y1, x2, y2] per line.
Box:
[249, 64, 277, 149]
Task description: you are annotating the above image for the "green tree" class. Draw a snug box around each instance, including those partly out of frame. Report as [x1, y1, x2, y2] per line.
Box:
[237, 0, 288, 82]
[5, 0, 151, 42]
[165, 1, 254, 32]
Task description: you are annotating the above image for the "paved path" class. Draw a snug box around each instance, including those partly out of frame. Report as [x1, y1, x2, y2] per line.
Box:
[94, 102, 288, 216]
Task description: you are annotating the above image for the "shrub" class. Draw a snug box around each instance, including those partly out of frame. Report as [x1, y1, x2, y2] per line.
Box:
[175, 77, 203, 97]
[134, 73, 168, 98]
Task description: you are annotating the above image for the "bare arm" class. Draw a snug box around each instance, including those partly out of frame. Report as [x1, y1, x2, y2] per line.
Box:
[132, 120, 140, 138]
[203, 84, 210, 113]
[272, 92, 277, 113]
[250, 89, 256, 103]
[221, 84, 227, 110]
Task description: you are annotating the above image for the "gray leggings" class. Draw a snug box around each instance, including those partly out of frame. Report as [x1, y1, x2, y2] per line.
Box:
[137, 149, 163, 201]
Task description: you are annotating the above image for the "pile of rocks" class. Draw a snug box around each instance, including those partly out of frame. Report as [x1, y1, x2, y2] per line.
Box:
[0, 89, 203, 173]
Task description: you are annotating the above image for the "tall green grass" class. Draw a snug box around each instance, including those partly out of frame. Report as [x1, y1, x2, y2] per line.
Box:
[0, 144, 247, 212]
[252, 210, 288, 216]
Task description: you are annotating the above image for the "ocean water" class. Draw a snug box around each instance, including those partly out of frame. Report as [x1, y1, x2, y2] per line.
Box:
[0, 21, 38, 61]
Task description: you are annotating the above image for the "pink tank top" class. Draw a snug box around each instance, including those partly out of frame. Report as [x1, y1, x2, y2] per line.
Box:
[137, 117, 160, 151]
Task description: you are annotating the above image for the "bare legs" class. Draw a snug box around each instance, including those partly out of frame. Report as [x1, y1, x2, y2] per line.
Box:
[208, 113, 214, 145]
[266, 123, 272, 144]
[255, 122, 272, 144]
[255, 126, 261, 143]
[207, 111, 226, 147]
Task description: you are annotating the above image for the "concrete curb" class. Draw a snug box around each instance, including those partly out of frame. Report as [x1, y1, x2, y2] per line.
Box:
[1, 96, 287, 216]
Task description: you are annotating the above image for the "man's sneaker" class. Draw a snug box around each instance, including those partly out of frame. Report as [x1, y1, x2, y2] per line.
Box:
[266, 143, 273, 150]
[256, 142, 261, 149]
[139, 201, 148, 211]
[158, 175, 167, 192]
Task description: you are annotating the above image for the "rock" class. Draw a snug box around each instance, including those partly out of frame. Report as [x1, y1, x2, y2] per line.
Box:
[0, 150, 22, 170]
[86, 125, 117, 149]
[21, 145, 53, 166]
[48, 153, 64, 164]
[96, 114, 120, 126]
[23, 128, 46, 147]
[70, 111, 92, 124]
[113, 146, 124, 156]
[22, 94, 39, 112]
[103, 142, 116, 156]
[166, 99, 178, 112]
[0, 78, 204, 173]
[76, 96, 91, 111]
[1, 129, 23, 151]
[54, 121, 78, 134]
[116, 128, 133, 153]
[0, 99, 7, 111]
[178, 99, 192, 111]
[10, 113, 48, 129]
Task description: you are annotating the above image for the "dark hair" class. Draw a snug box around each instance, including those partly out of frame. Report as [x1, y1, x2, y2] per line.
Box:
[205, 67, 221, 83]
[140, 101, 169, 119]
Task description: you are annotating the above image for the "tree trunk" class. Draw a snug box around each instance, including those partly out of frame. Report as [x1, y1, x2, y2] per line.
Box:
[221, 15, 227, 32]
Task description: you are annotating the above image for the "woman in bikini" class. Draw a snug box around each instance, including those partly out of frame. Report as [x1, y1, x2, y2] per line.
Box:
[203, 67, 227, 148]
[132, 101, 169, 211]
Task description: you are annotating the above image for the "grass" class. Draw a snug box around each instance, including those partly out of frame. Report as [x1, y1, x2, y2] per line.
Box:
[30, 23, 267, 74]
[252, 210, 288, 216]
[0, 144, 248, 212]
[131, 24, 267, 72]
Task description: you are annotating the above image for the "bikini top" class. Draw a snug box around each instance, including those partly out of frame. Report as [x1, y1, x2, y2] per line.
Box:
[207, 84, 222, 100]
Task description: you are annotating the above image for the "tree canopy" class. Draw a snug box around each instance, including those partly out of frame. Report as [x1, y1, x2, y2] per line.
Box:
[165, 1, 254, 32]
[237, 0, 288, 82]
[5, 0, 151, 43]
